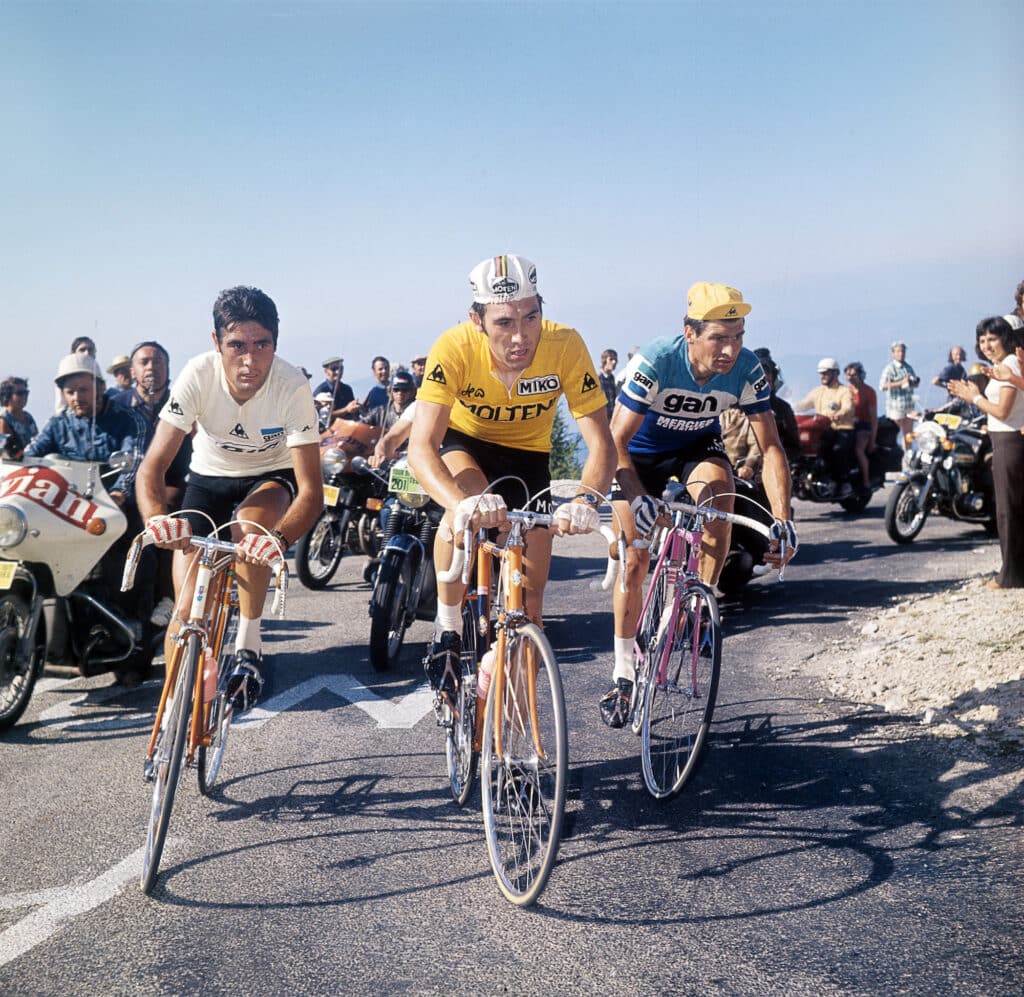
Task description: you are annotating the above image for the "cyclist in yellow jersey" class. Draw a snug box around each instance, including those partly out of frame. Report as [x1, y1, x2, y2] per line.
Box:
[410, 254, 616, 703]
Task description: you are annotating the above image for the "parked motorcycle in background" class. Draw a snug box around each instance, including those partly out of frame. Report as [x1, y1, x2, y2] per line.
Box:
[0, 449, 155, 730]
[884, 409, 995, 543]
[356, 456, 442, 671]
[294, 419, 387, 589]
[792, 414, 902, 513]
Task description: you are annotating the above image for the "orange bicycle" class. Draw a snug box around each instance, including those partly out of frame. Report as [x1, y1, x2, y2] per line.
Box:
[121, 518, 287, 894]
[440, 506, 567, 906]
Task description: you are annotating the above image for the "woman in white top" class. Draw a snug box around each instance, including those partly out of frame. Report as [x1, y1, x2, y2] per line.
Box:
[949, 316, 1024, 589]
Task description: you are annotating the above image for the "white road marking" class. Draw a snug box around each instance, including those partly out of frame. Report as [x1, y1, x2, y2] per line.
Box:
[0, 847, 146, 967]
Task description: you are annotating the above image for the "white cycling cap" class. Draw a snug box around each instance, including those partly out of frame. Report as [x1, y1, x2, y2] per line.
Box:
[468, 254, 538, 305]
[816, 357, 840, 373]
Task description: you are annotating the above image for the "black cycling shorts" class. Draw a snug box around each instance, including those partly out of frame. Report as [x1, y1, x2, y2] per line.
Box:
[612, 435, 729, 502]
[180, 468, 298, 538]
[439, 427, 552, 514]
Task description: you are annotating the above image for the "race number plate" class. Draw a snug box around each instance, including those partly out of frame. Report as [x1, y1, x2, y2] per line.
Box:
[0, 562, 15, 590]
[388, 465, 425, 495]
[933, 413, 963, 430]
[323, 484, 341, 507]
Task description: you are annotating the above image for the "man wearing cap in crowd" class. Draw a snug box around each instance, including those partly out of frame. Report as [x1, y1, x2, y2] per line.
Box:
[410, 355, 427, 387]
[599, 281, 797, 727]
[795, 357, 857, 499]
[880, 341, 919, 456]
[106, 355, 133, 398]
[408, 253, 616, 708]
[26, 353, 155, 681]
[362, 368, 417, 434]
[313, 355, 359, 420]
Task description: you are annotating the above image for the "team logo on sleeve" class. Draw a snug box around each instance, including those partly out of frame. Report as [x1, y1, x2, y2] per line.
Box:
[167, 398, 183, 416]
[752, 375, 768, 393]
[427, 363, 447, 385]
[580, 372, 597, 393]
[632, 371, 653, 390]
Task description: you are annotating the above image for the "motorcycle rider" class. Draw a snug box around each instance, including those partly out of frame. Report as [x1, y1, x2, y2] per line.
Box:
[362, 369, 417, 435]
[844, 361, 878, 495]
[136, 286, 323, 711]
[752, 348, 800, 465]
[795, 358, 856, 500]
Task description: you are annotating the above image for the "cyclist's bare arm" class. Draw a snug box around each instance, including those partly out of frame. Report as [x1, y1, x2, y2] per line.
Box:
[274, 442, 324, 544]
[573, 407, 617, 502]
[747, 409, 796, 566]
[370, 418, 412, 466]
[609, 406, 648, 506]
[136, 421, 190, 546]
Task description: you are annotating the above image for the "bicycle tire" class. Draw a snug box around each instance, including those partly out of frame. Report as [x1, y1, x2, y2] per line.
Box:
[481, 622, 567, 906]
[294, 510, 346, 589]
[445, 599, 480, 805]
[141, 633, 199, 893]
[630, 566, 669, 736]
[640, 585, 721, 800]
[198, 600, 239, 795]
[369, 552, 413, 671]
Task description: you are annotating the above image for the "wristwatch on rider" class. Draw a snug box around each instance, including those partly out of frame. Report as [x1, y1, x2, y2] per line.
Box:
[573, 492, 601, 507]
[270, 529, 290, 550]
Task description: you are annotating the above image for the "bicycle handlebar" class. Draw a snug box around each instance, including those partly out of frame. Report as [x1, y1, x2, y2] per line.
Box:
[438, 508, 556, 585]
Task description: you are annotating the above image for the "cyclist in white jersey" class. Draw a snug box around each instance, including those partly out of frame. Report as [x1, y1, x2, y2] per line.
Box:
[600, 282, 798, 727]
[136, 286, 323, 710]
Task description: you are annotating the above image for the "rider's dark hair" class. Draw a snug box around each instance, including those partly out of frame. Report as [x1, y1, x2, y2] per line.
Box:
[212, 286, 279, 346]
[683, 316, 744, 337]
[0, 377, 28, 406]
[974, 316, 1017, 359]
[470, 295, 544, 326]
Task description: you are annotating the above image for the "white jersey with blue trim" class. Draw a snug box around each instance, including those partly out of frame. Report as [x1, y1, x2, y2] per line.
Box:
[618, 336, 771, 456]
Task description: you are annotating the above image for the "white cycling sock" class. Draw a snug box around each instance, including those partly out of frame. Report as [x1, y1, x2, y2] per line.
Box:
[235, 615, 262, 656]
[435, 601, 462, 637]
[612, 635, 635, 683]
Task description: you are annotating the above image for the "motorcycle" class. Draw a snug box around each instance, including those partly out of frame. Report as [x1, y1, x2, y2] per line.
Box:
[293, 418, 387, 589]
[792, 414, 902, 513]
[716, 475, 774, 597]
[884, 408, 995, 544]
[356, 456, 442, 671]
[0, 448, 156, 731]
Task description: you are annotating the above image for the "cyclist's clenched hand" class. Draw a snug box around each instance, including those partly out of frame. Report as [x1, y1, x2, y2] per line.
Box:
[236, 532, 285, 568]
[145, 515, 193, 550]
[553, 501, 600, 536]
[453, 493, 507, 534]
[629, 495, 664, 538]
[764, 519, 799, 567]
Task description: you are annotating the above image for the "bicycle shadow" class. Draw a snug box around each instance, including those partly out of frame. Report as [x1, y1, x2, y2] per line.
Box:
[540, 700, 1023, 925]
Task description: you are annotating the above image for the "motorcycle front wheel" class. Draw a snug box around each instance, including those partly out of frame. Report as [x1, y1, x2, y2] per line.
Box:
[369, 552, 414, 671]
[884, 479, 929, 543]
[0, 593, 37, 731]
[294, 511, 346, 589]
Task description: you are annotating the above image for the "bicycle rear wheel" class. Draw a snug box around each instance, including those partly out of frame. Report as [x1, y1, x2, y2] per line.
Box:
[445, 600, 480, 805]
[141, 633, 199, 894]
[640, 585, 721, 800]
[198, 601, 239, 795]
[481, 622, 567, 906]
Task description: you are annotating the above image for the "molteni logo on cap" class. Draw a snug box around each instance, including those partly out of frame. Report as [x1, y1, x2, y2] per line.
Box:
[490, 277, 520, 297]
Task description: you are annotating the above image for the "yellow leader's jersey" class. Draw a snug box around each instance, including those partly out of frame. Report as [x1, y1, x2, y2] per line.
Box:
[418, 319, 606, 453]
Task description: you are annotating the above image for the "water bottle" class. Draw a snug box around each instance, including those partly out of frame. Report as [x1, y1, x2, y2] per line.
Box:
[203, 649, 218, 704]
[477, 647, 496, 700]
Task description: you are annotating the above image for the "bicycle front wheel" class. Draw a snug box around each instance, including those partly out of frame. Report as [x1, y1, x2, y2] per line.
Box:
[641, 585, 721, 800]
[141, 633, 199, 893]
[481, 622, 567, 906]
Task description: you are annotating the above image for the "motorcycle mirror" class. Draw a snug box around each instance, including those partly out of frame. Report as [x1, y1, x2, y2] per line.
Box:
[350, 455, 369, 474]
[107, 450, 137, 472]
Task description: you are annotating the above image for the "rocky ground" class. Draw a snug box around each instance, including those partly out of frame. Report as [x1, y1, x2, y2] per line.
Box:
[801, 554, 1024, 746]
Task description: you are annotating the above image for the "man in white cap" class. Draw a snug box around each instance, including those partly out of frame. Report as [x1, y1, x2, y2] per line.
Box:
[408, 254, 616, 706]
[599, 282, 796, 727]
[795, 357, 856, 499]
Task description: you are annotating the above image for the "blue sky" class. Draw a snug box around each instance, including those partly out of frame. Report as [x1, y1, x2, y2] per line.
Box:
[1, 0, 1020, 410]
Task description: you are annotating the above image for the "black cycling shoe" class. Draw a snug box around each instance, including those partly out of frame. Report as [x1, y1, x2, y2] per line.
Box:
[599, 678, 633, 729]
[424, 631, 461, 703]
[225, 648, 264, 713]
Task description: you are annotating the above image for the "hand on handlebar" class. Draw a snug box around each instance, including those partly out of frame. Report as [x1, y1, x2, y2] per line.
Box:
[553, 501, 600, 536]
[629, 495, 664, 538]
[145, 514, 193, 549]
[453, 493, 507, 534]
[236, 532, 285, 568]
[765, 519, 799, 570]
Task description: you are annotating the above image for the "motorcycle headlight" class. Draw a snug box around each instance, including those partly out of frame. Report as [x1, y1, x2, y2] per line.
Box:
[915, 423, 945, 452]
[322, 447, 348, 477]
[0, 503, 28, 548]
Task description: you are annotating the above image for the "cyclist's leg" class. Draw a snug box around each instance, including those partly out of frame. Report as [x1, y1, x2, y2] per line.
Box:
[685, 456, 734, 587]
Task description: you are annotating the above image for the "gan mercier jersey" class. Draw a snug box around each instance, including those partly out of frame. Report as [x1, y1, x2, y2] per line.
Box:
[417, 319, 607, 453]
[619, 336, 771, 456]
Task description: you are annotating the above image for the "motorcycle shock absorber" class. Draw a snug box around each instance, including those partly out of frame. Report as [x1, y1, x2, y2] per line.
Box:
[418, 516, 433, 547]
[382, 506, 401, 545]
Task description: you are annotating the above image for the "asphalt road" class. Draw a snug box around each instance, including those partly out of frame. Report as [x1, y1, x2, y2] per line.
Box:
[1, 496, 1020, 996]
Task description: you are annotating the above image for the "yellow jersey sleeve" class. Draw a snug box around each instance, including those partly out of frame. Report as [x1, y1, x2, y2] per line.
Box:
[418, 319, 605, 452]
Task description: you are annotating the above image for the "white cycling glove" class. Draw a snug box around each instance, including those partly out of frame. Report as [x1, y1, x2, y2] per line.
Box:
[769, 519, 799, 557]
[453, 493, 507, 533]
[553, 501, 601, 535]
[236, 532, 285, 567]
[629, 495, 662, 538]
[145, 515, 192, 547]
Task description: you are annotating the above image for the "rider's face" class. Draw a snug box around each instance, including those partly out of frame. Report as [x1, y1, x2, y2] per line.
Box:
[213, 322, 276, 402]
[61, 374, 101, 417]
[472, 298, 543, 375]
[131, 347, 168, 395]
[685, 319, 744, 380]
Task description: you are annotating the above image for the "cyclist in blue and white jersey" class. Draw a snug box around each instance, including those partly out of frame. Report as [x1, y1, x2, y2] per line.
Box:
[600, 281, 798, 727]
